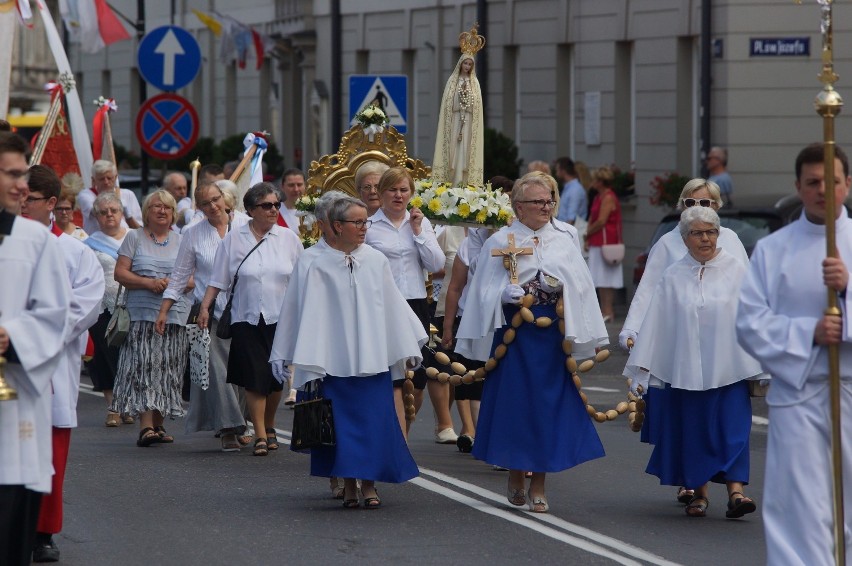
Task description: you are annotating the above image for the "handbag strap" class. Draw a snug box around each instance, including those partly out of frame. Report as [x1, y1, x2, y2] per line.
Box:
[224, 237, 266, 304]
[113, 284, 126, 310]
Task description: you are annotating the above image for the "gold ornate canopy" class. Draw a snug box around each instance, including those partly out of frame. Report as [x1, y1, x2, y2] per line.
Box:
[307, 124, 431, 196]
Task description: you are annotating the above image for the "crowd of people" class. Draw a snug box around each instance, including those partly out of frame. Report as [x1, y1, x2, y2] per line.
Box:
[2, 126, 851, 565]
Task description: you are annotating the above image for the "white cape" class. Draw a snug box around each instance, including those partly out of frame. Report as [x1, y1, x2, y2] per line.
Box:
[270, 243, 428, 389]
[625, 249, 764, 390]
[456, 220, 608, 362]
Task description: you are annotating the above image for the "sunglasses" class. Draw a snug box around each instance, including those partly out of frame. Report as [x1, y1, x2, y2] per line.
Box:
[683, 198, 713, 208]
[254, 201, 282, 211]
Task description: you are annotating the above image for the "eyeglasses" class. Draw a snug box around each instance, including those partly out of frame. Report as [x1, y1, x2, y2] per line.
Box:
[254, 201, 282, 211]
[359, 184, 379, 193]
[55, 206, 73, 213]
[0, 168, 30, 182]
[96, 208, 121, 216]
[25, 195, 50, 203]
[517, 199, 557, 209]
[199, 195, 223, 208]
[688, 228, 720, 239]
[150, 203, 171, 211]
[337, 219, 372, 229]
[683, 198, 713, 208]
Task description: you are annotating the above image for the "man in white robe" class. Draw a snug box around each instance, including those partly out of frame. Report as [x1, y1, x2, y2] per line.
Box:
[0, 133, 71, 566]
[22, 165, 104, 562]
[737, 143, 852, 566]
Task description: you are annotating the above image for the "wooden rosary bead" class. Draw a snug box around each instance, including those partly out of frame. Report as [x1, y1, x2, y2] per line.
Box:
[578, 359, 595, 373]
[434, 351, 451, 366]
[520, 307, 534, 323]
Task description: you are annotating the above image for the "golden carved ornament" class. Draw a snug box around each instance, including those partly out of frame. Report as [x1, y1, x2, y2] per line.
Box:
[308, 124, 430, 197]
[459, 23, 486, 55]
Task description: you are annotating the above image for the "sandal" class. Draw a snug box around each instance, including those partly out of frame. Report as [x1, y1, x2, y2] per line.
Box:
[253, 438, 268, 456]
[685, 495, 709, 517]
[105, 412, 120, 427]
[677, 486, 695, 505]
[528, 496, 549, 513]
[153, 426, 174, 443]
[221, 434, 241, 452]
[342, 485, 360, 508]
[121, 414, 135, 424]
[361, 485, 381, 509]
[237, 434, 253, 447]
[265, 428, 279, 451]
[136, 427, 159, 447]
[726, 491, 757, 519]
[507, 484, 527, 507]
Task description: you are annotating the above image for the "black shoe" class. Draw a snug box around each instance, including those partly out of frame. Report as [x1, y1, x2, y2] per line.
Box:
[32, 537, 60, 563]
[456, 434, 474, 453]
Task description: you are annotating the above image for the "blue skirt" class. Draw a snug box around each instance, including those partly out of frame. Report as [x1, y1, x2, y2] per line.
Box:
[640, 387, 662, 445]
[471, 304, 605, 472]
[301, 371, 418, 484]
[646, 380, 751, 487]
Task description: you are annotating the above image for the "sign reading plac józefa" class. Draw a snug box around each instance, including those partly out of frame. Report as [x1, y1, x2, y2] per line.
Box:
[749, 37, 810, 57]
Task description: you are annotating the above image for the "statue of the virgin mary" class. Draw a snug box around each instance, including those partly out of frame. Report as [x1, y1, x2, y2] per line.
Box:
[431, 24, 485, 187]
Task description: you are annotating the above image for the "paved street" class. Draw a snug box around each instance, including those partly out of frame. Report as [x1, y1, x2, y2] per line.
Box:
[56, 324, 768, 566]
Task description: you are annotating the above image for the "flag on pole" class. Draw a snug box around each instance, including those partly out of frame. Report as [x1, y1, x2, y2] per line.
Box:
[192, 9, 221, 37]
[214, 12, 272, 70]
[59, 0, 131, 53]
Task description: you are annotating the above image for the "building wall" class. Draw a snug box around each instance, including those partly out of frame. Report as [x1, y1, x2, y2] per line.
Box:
[65, 0, 852, 287]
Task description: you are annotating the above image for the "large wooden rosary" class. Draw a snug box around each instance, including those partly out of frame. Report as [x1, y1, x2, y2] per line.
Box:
[404, 291, 646, 432]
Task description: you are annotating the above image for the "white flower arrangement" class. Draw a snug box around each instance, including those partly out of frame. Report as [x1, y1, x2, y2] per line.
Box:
[294, 194, 318, 212]
[355, 104, 388, 127]
[411, 179, 513, 228]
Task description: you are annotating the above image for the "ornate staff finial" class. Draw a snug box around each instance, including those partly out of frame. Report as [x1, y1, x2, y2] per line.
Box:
[459, 23, 486, 55]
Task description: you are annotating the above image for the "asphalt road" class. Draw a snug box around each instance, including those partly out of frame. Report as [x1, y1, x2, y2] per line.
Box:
[55, 323, 768, 566]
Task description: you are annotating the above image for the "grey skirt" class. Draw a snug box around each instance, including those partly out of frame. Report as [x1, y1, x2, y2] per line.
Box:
[111, 321, 188, 418]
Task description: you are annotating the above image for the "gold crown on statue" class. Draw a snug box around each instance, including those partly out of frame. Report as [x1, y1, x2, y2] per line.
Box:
[459, 23, 486, 55]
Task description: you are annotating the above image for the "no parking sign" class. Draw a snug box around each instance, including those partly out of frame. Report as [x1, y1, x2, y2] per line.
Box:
[135, 93, 199, 161]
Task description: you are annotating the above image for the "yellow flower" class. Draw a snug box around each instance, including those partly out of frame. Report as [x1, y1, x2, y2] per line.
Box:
[476, 209, 489, 223]
[457, 203, 471, 218]
[435, 186, 447, 196]
[428, 198, 442, 213]
[410, 196, 423, 208]
[498, 209, 511, 220]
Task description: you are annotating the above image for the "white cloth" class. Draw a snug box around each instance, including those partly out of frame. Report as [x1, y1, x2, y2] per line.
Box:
[77, 187, 143, 235]
[85, 230, 127, 313]
[52, 234, 104, 428]
[737, 209, 852, 566]
[456, 220, 608, 362]
[365, 208, 445, 299]
[624, 249, 763, 390]
[208, 223, 303, 325]
[164, 216, 248, 319]
[465, 227, 492, 274]
[177, 197, 193, 226]
[270, 243, 428, 390]
[280, 206, 299, 234]
[0, 215, 71, 492]
[622, 225, 748, 338]
[587, 246, 625, 289]
[434, 226, 466, 316]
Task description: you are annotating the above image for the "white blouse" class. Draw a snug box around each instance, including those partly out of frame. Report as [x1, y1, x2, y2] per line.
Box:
[365, 208, 445, 300]
[208, 223, 303, 325]
[164, 215, 249, 318]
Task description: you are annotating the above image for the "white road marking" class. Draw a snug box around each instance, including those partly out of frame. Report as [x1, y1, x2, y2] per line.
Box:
[583, 386, 620, 392]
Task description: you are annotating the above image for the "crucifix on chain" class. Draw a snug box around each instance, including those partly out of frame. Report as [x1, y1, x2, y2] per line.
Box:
[491, 233, 533, 284]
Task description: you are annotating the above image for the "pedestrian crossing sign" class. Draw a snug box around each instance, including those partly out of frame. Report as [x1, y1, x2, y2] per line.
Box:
[349, 75, 408, 134]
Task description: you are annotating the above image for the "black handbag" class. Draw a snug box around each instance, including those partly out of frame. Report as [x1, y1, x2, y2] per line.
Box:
[216, 238, 265, 340]
[291, 380, 336, 450]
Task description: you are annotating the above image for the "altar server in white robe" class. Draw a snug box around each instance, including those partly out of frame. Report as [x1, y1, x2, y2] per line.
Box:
[0, 133, 71, 566]
[619, 178, 749, 504]
[737, 143, 852, 566]
[625, 206, 762, 520]
[456, 172, 608, 513]
[270, 195, 426, 509]
[21, 165, 105, 562]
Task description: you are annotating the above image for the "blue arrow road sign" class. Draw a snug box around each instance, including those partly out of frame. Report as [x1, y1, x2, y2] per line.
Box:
[138, 25, 201, 91]
[349, 75, 408, 134]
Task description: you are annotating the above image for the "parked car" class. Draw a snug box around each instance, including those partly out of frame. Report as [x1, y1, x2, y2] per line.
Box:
[631, 193, 846, 286]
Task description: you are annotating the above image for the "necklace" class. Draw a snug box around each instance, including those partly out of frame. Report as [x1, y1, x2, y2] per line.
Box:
[149, 230, 169, 247]
[457, 78, 473, 141]
[249, 220, 268, 241]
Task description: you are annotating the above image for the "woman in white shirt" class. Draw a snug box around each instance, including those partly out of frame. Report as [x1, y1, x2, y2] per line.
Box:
[156, 182, 249, 452]
[198, 183, 303, 456]
[365, 167, 447, 440]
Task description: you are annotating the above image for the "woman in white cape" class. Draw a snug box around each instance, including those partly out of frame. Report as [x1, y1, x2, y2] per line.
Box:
[270, 195, 427, 509]
[624, 206, 763, 519]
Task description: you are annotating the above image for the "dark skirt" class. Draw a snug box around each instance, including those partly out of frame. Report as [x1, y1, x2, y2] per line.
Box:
[305, 372, 418, 483]
[471, 304, 605, 472]
[226, 316, 283, 396]
[646, 380, 751, 487]
[89, 310, 120, 391]
[442, 315, 483, 401]
[392, 298, 430, 390]
[640, 387, 659, 445]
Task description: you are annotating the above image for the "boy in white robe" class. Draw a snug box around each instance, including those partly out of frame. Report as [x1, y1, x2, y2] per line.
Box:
[21, 165, 105, 562]
[0, 133, 71, 566]
[737, 143, 852, 566]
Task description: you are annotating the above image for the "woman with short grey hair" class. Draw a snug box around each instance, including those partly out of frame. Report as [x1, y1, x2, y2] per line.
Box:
[355, 160, 390, 216]
[198, 182, 303, 456]
[624, 206, 763, 519]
